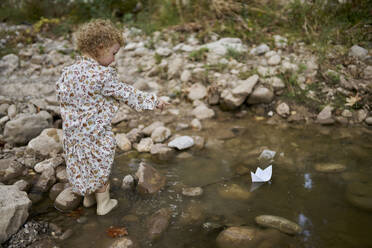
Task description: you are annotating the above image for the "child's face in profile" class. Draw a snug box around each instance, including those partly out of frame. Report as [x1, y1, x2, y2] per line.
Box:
[96, 43, 120, 67]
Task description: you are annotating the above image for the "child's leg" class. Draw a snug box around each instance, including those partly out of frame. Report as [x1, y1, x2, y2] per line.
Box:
[95, 183, 109, 193]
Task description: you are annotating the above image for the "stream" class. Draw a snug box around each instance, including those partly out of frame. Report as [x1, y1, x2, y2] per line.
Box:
[31, 113, 372, 248]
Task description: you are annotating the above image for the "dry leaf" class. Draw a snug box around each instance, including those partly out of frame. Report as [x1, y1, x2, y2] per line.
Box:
[106, 226, 128, 238]
[345, 94, 361, 107]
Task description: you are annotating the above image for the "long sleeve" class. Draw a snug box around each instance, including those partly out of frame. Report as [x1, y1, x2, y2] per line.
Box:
[101, 67, 158, 111]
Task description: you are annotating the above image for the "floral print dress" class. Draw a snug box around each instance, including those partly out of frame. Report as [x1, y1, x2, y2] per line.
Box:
[56, 56, 158, 196]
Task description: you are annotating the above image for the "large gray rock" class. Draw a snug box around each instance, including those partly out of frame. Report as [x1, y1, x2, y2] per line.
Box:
[187, 83, 207, 101]
[135, 162, 166, 194]
[34, 156, 64, 173]
[147, 208, 171, 240]
[0, 185, 32, 243]
[54, 187, 82, 212]
[247, 86, 274, 104]
[27, 128, 63, 156]
[250, 44, 270, 55]
[4, 111, 52, 145]
[346, 181, 372, 211]
[0, 158, 24, 183]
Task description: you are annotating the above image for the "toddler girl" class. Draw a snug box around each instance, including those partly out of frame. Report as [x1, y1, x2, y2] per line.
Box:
[56, 19, 167, 215]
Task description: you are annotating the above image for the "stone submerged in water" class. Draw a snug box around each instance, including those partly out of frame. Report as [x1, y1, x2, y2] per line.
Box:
[218, 184, 252, 200]
[146, 208, 171, 240]
[182, 187, 203, 196]
[135, 162, 166, 194]
[255, 215, 302, 235]
[109, 236, 139, 248]
[346, 181, 372, 211]
[216, 226, 286, 248]
[314, 163, 346, 173]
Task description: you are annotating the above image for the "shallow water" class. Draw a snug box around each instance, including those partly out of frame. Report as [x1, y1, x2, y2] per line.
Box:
[34, 114, 372, 248]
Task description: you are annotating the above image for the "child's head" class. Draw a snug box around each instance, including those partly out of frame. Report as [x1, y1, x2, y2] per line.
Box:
[75, 19, 124, 66]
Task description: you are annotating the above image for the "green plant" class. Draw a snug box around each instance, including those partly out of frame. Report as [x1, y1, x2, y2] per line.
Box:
[188, 47, 209, 62]
[225, 47, 246, 62]
[154, 53, 162, 64]
[203, 63, 228, 72]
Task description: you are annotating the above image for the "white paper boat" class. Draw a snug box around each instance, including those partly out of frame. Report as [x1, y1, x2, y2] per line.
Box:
[251, 165, 272, 182]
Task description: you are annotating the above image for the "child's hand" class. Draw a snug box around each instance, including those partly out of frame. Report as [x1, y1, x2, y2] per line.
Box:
[156, 99, 169, 112]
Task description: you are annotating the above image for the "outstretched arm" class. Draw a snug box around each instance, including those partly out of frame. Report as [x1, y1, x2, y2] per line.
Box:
[101, 67, 158, 111]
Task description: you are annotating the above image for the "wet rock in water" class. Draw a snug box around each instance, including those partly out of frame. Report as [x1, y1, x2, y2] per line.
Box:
[122, 175, 135, 190]
[191, 118, 202, 130]
[182, 187, 203, 196]
[255, 215, 302, 235]
[192, 105, 215, 120]
[0, 185, 32, 243]
[27, 128, 63, 156]
[276, 102, 290, 118]
[56, 166, 68, 183]
[115, 133, 132, 152]
[314, 163, 346, 173]
[49, 182, 67, 201]
[151, 126, 171, 143]
[349, 45, 368, 60]
[179, 201, 204, 225]
[34, 167, 56, 192]
[34, 156, 64, 172]
[109, 236, 139, 248]
[142, 121, 164, 136]
[216, 226, 258, 248]
[247, 86, 274, 104]
[168, 136, 194, 150]
[188, 83, 207, 101]
[316, 105, 334, 125]
[0, 158, 24, 183]
[136, 137, 153, 152]
[54, 187, 82, 212]
[150, 143, 174, 160]
[147, 208, 171, 240]
[59, 228, 74, 240]
[218, 184, 252, 200]
[258, 149, 276, 162]
[4, 111, 52, 145]
[135, 162, 166, 194]
[346, 181, 372, 211]
[176, 152, 193, 159]
[5, 220, 49, 248]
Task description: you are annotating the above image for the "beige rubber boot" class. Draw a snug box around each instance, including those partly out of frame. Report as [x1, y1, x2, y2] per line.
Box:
[83, 193, 96, 208]
[95, 184, 118, 215]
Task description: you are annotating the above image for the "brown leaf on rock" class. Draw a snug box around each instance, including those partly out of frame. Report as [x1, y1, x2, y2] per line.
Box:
[106, 226, 128, 238]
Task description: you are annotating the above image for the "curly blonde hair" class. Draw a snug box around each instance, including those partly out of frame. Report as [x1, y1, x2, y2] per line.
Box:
[75, 19, 124, 57]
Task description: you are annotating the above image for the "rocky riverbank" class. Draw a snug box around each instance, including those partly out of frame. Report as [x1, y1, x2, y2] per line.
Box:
[0, 22, 371, 247]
